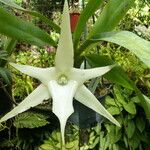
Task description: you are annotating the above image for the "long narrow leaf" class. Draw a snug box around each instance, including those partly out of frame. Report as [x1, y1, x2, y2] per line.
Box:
[92, 31, 150, 67]
[88, 0, 135, 38]
[0, 8, 56, 47]
[75, 0, 135, 64]
[0, 0, 60, 32]
[73, 0, 103, 49]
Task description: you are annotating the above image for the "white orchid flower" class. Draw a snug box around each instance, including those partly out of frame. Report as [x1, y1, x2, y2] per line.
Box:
[0, 0, 120, 144]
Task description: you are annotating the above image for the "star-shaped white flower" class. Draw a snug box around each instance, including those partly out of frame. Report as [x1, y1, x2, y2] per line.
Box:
[0, 0, 120, 144]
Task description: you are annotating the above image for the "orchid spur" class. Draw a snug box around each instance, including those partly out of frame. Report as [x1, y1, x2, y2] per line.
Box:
[0, 0, 120, 144]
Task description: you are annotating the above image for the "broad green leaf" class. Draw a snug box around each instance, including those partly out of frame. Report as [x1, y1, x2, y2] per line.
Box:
[113, 85, 136, 115]
[13, 111, 49, 128]
[113, 85, 126, 106]
[107, 106, 121, 115]
[0, 8, 56, 47]
[73, 0, 103, 49]
[131, 96, 140, 103]
[86, 54, 134, 90]
[105, 125, 121, 144]
[142, 95, 150, 118]
[134, 88, 150, 121]
[136, 117, 145, 133]
[92, 31, 150, 67]
[105, 96, 117, 107]
[143, 95, 150, 107]
[130, 132, 141, 149]
[123, 101, 136, 115]
[75, 0, 135, 62]
[125, 120, 135, 138]
[0, 67, 12, 85]
[88, 0, 135, 37]
[0, 0, 60, 32]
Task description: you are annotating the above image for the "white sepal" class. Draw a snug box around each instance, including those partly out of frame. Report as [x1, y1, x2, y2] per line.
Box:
[75, 85, 120, 127]
[72, 65, 114, 84]
[48, 80, 78, 144]
[10, 63, 55, 84]
[55, 0, 74, 73]
[0, 84, 50, 123]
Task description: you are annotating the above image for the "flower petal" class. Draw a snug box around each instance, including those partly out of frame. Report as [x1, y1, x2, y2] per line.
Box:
[48, 80, 78, 144]
[55, 0, 74, 73]
[72, 65, 114, 84]
[10, 63, 55, 84]
[0, 84, 50, 123]
[75, 85, 120, 126]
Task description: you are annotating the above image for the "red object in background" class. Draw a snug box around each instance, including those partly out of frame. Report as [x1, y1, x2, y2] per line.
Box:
[70, 13, 80, 32]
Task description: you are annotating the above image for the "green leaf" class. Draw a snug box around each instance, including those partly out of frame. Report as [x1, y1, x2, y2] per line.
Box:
[13, 111, 49, 128]
[113, 85, 136, 114]
[143, 95, 150, 108]
[129, 132, 141, 149]
[86, 54, 134, 90]
[0, 8, 56, 47]
[0, 38, 17, 67]
[123, 101, 136, 115]
[113, 85, 126, 106]
[131, 96, 140, 103]
[0, 50, 8, 60]
[136, 117, 145, 133]
[88, 0, 135, 37]
[73, 0, 103, 49]
[105, 96, 117, 106]
[0, 0, 60, 32]
[4, 38, 17, 56]
[125, 120, 135, 138]
[92, 31, 150, 67]
[0, 67, 12, 85]
[106, 125, 121, 144]
[86, 54, 150, 120]
[112, 144, 120, 150]
[141, 95, 150, 119]
[107, 106, 121, 115]
[134, 88, 150, 121]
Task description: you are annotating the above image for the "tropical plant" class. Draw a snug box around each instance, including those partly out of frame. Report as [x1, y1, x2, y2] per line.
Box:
[0, 0, 149, 149]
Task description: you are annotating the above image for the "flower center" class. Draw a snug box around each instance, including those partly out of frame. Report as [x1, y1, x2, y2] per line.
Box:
[57, 75, 68, 85]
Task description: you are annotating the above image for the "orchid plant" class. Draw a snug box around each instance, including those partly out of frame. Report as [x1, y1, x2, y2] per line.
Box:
[0, 0, 150, 147]
[0, 0, 120, 144]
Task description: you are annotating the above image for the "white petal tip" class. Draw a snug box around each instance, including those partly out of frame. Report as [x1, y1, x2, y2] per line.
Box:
[116, 121, 121, 127]
[9, 62, 16, 66]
